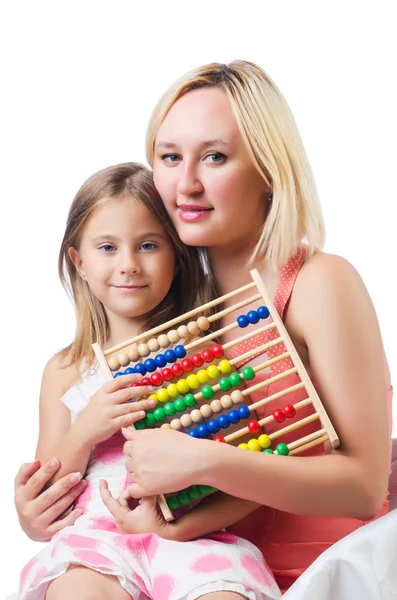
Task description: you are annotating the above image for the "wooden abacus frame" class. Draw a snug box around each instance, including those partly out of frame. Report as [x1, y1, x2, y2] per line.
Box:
[93, 268, 339, 522]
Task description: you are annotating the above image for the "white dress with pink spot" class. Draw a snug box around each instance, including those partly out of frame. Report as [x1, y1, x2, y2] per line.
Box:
[16, 366, 281, 600]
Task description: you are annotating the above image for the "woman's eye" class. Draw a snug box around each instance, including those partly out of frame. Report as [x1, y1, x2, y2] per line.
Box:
[99, 244, 116, 252]
[140, 242, 157, 251]
[161, 154, 181, 163]
[204, 152, 227, 164]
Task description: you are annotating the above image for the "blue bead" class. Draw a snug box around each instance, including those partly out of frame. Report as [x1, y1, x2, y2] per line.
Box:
[257, 305, 270, 319]
[164, 349, 177, 363]
[133, 363, 147, 376]
[123, 367, 134, 374]
[174, 345, 186, 358]
[197, 424, 210, 438]
[237, 315, 249, 328]
[154, 354, 167, 368]
[228, 409, 241, 424]
[218, 414, 230, 428]
[188, 429, 199, 438]
[238, 405, 250, 419]
[143, 358, 156, 372]
[113, 371, 123, 377]
[207, 419, 221, 433]
[247, 310, 259, 324]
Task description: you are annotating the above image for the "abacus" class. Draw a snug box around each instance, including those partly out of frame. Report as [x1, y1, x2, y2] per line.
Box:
[93, 268, 339, 521]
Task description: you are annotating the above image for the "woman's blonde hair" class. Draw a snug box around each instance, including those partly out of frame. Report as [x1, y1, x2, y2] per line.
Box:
[146, 60, 325, 269]
[59, 162, 215, 367]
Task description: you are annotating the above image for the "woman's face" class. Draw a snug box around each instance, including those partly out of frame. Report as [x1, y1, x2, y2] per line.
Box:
[153, 87, 268, 252]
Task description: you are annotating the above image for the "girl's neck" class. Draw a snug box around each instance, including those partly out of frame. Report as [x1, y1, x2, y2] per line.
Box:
[104, 313, 145, 350]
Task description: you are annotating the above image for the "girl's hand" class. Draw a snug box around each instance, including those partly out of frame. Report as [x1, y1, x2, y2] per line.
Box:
[14, 458, 87, 542]
[74, 374, 155, 447]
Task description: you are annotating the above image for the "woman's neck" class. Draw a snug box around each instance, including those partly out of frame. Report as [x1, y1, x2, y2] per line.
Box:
[208, 242, 262, 295]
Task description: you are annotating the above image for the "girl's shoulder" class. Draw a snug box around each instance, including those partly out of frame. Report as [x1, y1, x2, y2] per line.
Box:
[41, 351, 83, 401]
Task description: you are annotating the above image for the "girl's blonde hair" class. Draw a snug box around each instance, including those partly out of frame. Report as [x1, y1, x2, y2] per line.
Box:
[146, 60, 325, 269]
[59, 162, 214, 366]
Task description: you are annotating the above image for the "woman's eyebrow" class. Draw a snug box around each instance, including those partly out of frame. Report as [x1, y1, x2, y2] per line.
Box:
[155, 139, 230, 150]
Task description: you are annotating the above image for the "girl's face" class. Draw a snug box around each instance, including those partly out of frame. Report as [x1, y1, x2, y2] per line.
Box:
[153, 87, 268, 252]
[70, 196, 176, 323]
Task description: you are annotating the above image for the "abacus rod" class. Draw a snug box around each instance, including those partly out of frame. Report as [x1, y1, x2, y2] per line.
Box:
[207, 294, 262, 323]
[104, 281, 257, 355]
[287, 428, 327, 451]
[157, 496, 175, 522]
[185, 321, 277, 352]
[252, 398, 312, 428]
[289, 434, 329, 456]
[231, 350, 290, 370]
[248, 382, 305, 410]
[223, 323, 277, 351]
[244, 367, 298, 396]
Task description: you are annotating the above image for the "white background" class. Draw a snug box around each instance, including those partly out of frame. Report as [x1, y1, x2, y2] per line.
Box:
[1, 1, 396, 595]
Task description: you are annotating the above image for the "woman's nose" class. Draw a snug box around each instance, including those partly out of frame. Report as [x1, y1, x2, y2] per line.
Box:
[176, 163, 204, 196]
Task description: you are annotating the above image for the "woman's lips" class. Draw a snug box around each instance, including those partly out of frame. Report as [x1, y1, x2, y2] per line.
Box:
[177, 204, 213, 222]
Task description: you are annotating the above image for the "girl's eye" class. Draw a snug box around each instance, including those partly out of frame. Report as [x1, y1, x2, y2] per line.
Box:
[204, 152, 227, 164]
[140, 242, 157, 251]
[161, 154, 181, 163]
[99, 244, 116, 252]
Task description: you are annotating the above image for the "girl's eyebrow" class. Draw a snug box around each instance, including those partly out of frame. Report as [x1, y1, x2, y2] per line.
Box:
[92, 232, 165, 243]
[155, 139, 230, 150]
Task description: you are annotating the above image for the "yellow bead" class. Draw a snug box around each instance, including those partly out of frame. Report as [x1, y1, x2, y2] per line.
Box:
[218, 360, 232, 374]
[148, 393, 159, 405]
[258, 434, 271, 449]
[197, 369, 210, 384]
[247, 439, 262, 452]
[238, 443, 249, 450]
[108, 356, 120, 371]
[176, 379, 190, 394]
[186, 374, 200, 389]
[207, 365, 220, 379]
[157, 388, 170, 403]
[167, 383, 179, 398]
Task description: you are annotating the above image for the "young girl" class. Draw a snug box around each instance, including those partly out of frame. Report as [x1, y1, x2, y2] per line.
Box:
[16, 162, 281, 600]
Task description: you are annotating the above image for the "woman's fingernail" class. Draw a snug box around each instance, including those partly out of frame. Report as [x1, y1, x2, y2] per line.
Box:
[135, 411, 146, 420]
[70, 472, 82, 484]
[147, 399, 157, 407]
[50, 459, 59, 468]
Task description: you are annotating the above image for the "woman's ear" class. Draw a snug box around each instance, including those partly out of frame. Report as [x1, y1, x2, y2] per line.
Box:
[68, 247, 87, 280]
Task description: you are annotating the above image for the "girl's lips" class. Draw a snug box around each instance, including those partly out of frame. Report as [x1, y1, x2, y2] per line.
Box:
[177, 205, 213, 222]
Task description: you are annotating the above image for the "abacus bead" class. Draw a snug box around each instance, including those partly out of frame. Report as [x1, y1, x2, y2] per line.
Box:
[187, 321, 201, 335]
[241, 366, 255, 381]
[192, 354, 204, 367]
[272, 409, 285, 423]
[143, 358, 156, 372]
[211, 344, 224, 358]
[127, 346, 140, 362]
[197, 316, 210, 331]
[207, 419, 221, 433]
[200, 404, 213, 419]
[207, 365, 220, 379]
[248, 420, 261, 433]
[263, 448, 274, 454]
[108, 356, 120, 371]
[141, 377, 152, 386]
[201, 385, 214, 400]
[162, 368, 173, 382]
[153, 407, 165, 422]
[134, 419, 146, 430]
[171, 363, 184, 377]
[283, 404, 296, 418]
[170, 418, 183, 431]
[155, 354, 167, 368]
[183, 393, 196, 407]
[257, 305, 270, 319]
[210, 399, 223, 413]
[164, 349, 177, 363]
[229, 372, 242, 386]
[176, 379, 190, 394]
[188, 428, 199, 437]
[202, 348, 213, 363]
[197, 369, 210, 384]
[238, 443, 249, 450]
[167, 384, 179, 398]
[178, 490, 191, 505]
[237, 315, 249, 328]
[158, 334, 170, 349]
[247, 439, 262, 451]
[148, 393, 159, 405]
[145, 413, 156, 427]
[276, 443, 289, 455]
[180, 413, 193, 428]
[190, 409, 203, 423]
[157, 389, 169, 403]
[247, 310, 259, 324]
[134, 363, 147, 376]
[187, 485, 201, 500]
[161, 423, 172, 429]
[218, 359, 232, 374]
[113, 371, 123, 377]
[123, 367, 134, 375]
[220, 395, 233, 409]
[228, 410, 240, 424]
[174, 397, 186, 412]
[174, 344, 186, 358]
[117, 352, 130, 367]
[197, 424, 210, 438]
[167, 495, 180, 510]
[214, 435, 225, 442]
[258, 434, 271, 449]
[164, 402, 176, 417]
[231, 390, 245, 405]
[138, 343, 150, 357]
[186, 374, 200, 389]
[150, 372, 163, 387]
[147, 338, 160, 352]
[177, 325, 189, 339]
[238, 405, 250, 419]
[198, 485, 212, 496]
[181, 358, 194, 372]
[167, 329, 179, 343]
[219, 377, 232, 392]
[218, 414, 230, 428]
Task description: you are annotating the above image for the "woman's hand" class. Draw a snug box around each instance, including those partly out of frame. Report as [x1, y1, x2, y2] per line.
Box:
[14, 458, 87, 541]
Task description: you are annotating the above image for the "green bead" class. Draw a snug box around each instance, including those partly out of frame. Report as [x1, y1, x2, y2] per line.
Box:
[276, 443, 289, 456]
[163, 402, 176, 416]
[153, 407, 165, 422]
[184, 393, 196, 407]
[198, 485, 212, 496]
[187, 485, 201, 500]
[201, 385, 214, 399]
[145, 413, 156, 428]
[174, 397, 187, 412]
[177, 490, 191, 505]
[167, 495, 180, 510]
[242, 366, 255, 381]
[134, 419, 146, 430]
[219, 377, 232, 392]
[229, 372, 242, 386]
[263, 448, 274, 454]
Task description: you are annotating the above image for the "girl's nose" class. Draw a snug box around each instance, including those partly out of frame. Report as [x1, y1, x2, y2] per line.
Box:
[119, 252, 140, 274]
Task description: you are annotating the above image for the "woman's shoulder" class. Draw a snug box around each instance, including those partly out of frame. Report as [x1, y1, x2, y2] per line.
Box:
[296, 251, 365, 296]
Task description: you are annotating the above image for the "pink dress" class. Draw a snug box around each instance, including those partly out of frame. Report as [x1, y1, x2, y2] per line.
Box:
[16, 366, 281, 600]
[227, 249, 393, 593]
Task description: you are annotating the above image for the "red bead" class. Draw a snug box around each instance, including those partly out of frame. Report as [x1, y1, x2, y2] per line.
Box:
[202, 348, 214, 363]
[181, 358, 194, 372]
[247, 420, 261, 433]
[141, 377, 152, 386]
[191, 353, 204, 367]
[150, 372, 163, 387]
[171, 363, 184, 377]
[272, 409, 285, 423]
[214, 435, 225, 442]
[211, 344, 224, 358]
[162, 368, 174, 382]
[283, 404, 296, 418]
